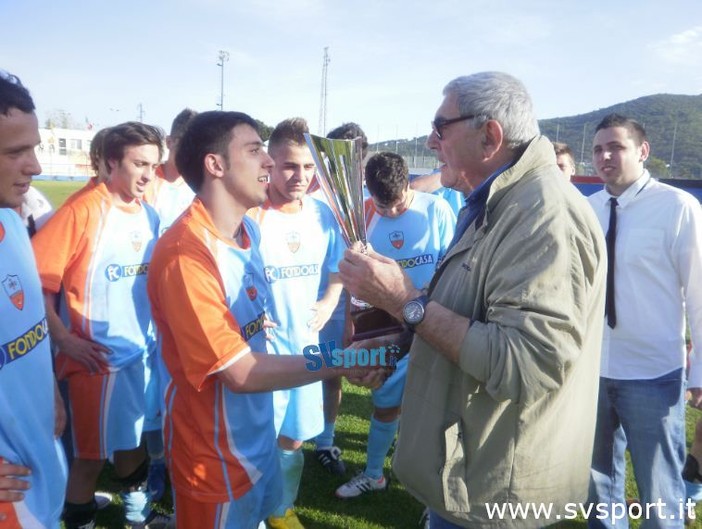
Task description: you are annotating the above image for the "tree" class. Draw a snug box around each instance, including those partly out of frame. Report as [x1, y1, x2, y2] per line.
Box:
[646, 156, 669, 179]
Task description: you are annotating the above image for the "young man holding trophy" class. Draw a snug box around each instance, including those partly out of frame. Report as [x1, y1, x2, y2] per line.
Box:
[147, 111, 381, 529]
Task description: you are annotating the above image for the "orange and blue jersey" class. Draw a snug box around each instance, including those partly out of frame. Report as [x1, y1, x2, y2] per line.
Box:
[32, 182, 159, 373]
[365, 191, 456, 290]
[148, 199, 279, 503]
[0, 209, 67, 529]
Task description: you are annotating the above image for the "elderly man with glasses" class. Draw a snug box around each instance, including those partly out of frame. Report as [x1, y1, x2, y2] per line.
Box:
[339, 71, 607, 528]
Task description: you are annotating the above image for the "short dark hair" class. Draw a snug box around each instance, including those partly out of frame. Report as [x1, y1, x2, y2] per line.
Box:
[268, 117, 309, 155]
[595, 113, 647, 146]
[365, 152, 408, 204]
[89, 127, 111, 174]
[553, 142, 575, 164]
[175, 111, 259, 193]
[170, 108, 198, 140]
[0, 71, 35, 115]
[327, 122, 368, 160]
[103, 122, 165, 172]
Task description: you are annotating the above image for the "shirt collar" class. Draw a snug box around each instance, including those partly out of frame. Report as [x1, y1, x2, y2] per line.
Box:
[465, 161, 513, 208]
[606, 170, 651, 208]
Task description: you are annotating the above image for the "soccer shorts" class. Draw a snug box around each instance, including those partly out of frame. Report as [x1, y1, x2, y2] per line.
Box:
[67, 357, 147, 460]
[174, 472, 281, 529]
[372, 353, 409, 409]
[273, 381, 324, 442]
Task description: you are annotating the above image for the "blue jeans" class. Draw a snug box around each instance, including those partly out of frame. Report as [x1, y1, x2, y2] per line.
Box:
[428, 511, 465, 528]
[588, 369, 686, 529]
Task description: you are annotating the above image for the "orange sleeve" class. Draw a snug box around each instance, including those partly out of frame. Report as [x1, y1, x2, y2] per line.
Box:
[31, 202, 89, 294]
[149, 240, 251, 391]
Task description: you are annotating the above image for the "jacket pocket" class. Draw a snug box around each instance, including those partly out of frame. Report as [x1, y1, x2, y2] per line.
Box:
[441, 420, 470, 513]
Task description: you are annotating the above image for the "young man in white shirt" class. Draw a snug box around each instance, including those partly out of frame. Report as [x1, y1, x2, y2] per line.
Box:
[587, 113, 702, 529]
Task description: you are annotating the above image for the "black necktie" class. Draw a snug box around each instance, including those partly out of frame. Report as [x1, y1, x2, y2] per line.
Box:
[605, 197, 618, 328]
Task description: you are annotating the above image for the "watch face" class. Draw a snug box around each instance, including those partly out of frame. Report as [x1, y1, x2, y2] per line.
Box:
[404, 300, 424, 324]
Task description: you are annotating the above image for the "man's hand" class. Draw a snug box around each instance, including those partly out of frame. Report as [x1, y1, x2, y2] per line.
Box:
[308, 298, 335, 332]
[345, 366, 389, 391]
[56, 333, 111, 373]
[339, 243, 419, 318]
[688, 387, 702, 409]
[53, 380, 66, 438]
[0, 460, 31, 503]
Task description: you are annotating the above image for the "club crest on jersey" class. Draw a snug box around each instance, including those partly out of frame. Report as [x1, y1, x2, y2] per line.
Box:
[286, 231, 301, 253]
[0, 221, 5, 243]
[389, 231, 404, 249]
[130, 230, 143, 252]
[2, 275, 24, 310]
[244, 272, 257, 301]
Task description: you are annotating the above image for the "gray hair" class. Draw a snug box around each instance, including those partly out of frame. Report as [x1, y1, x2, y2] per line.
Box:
[443, 72, 539, 150]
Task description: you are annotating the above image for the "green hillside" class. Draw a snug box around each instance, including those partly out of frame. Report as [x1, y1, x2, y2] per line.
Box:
[370, 94, 702, 179]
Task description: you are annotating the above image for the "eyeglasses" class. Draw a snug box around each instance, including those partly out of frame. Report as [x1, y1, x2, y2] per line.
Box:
[431, 114, 476, 140]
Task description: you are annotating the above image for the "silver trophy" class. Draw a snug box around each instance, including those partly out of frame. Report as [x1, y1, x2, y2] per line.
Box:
[304, 133, 404, 341]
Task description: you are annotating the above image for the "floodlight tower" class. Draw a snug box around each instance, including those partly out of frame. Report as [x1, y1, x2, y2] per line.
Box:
[318, 47, 330, 135]
[217, 50, 230, 110]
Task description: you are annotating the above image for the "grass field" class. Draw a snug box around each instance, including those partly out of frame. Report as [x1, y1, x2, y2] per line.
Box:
[35, 181, 702, 528]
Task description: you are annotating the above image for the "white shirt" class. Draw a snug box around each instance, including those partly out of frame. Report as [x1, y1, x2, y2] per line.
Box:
[588, 171, 702, 385]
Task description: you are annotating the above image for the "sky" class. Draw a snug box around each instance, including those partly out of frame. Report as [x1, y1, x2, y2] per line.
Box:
[1, 0, 702, 144]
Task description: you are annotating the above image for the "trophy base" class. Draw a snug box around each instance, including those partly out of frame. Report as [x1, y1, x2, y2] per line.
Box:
[350, 304, 405, 342]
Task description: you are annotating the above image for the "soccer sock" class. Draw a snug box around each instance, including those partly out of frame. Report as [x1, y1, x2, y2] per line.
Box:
[118, 458, 152, 524]
[144, 429, 165, 463]
[315, 421, 337, 449]
[272, 448, 304, 517]
[63, 500, 98, 529]
[365, 416, 399, 480]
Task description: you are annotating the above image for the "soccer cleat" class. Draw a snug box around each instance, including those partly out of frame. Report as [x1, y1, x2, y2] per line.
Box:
[95, 492, 113, 510]
[267, 508, 306, 529]
[147, 461, 167, 503]
[315, 446, 346, 475]
[335, 472, 388, 499]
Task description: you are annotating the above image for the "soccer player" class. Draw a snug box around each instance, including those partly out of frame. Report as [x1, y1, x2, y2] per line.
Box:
[335, 151, 455, 498]
[146, 108, 197, 233]
[148, 111, 380, 529]
[0, 69, 68, 529]
[32, 122, 167, 529]
[248, 117, 344, 528]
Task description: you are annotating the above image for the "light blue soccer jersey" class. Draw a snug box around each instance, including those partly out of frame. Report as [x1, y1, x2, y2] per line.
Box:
[366, 191, 456, 290]
[252, 197, 344, 355]
[0, 209, 67, 528]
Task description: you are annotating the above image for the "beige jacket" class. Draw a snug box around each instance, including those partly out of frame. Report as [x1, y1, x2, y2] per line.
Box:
[393, 136, 606, 528]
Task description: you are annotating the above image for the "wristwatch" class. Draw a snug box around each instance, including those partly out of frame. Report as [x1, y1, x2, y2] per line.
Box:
[402, 294, 429, 331]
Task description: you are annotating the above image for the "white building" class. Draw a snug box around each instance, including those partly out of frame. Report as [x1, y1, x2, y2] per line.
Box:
[36, 127, 95, 180]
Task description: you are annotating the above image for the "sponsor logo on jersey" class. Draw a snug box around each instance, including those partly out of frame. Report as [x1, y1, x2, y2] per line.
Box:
[0, 317, 49, 369]
[396, 254, 434, 269]
[264, 263, 320, 283]
[244, 272, 257, 301]
[286, 231, 301, 253]
[242, 312, 266, 341]
[389, 230, 404, 249]
[104, 263, 149, 282]
[130, 230, 143, 252]
[2, 274, 24, 310]
[0, 222, 5, 243]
